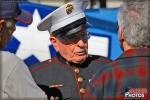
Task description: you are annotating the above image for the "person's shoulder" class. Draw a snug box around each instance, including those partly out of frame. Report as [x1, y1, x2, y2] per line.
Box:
[1, 51, 28, 92]
[90, 64, 112, 84]
[29, 58, 55, 73]
[89, 66, 111, 90]
[0, 51, 21, 61]
[88, 54, 112, 65]
[0, 51, 24, 70]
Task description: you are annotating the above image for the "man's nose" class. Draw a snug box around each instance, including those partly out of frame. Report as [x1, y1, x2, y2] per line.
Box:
[77, 39, 87, 47]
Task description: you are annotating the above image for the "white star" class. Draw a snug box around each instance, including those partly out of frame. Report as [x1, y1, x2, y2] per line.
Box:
[13, 9, 51, 61]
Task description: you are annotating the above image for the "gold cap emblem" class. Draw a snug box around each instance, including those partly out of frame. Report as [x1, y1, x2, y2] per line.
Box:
[66, 4, 74, 15]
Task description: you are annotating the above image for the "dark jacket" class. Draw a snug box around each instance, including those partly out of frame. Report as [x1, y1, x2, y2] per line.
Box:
[84, 48, 150, 100]
[30, 53, 111, 100]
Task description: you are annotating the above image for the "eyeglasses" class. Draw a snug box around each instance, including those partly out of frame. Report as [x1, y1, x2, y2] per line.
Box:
[57, 31, 90, 45]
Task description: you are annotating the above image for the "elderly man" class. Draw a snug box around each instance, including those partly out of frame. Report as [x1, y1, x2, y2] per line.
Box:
[0, 0, 47, 99]
[84, 0, 150, 99]
[30, 0, 111, 99]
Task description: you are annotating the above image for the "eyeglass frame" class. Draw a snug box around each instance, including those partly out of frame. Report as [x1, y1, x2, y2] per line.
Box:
[53, 29, 91, 45]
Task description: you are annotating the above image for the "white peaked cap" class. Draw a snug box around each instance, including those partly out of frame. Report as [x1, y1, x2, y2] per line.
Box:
[37, 0, 88, 33]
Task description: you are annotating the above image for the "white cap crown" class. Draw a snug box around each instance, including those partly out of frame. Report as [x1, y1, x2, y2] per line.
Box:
[37, 0, 88, 33]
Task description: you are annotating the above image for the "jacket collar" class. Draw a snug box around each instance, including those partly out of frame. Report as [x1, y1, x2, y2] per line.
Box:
[119, 48, 150, 59]
[56, 53, 89, 68]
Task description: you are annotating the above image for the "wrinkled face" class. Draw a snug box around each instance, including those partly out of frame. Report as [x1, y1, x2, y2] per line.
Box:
[50, 29, 88, 64]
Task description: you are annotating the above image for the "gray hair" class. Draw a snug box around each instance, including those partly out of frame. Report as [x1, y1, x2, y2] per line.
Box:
[118, 0, 150, 48]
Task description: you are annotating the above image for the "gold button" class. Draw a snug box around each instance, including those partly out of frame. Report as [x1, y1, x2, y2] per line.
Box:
[74, 68, 79, 73]
[78, 77, 83, 83]
[80, 88, 86, 94]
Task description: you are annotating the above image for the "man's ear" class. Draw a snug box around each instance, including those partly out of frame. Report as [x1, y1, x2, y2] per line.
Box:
[118, 26, 124, 41]
[0, 19, 5, 32]
[50, 36, 59, 52]
[0, 19, 5, 48]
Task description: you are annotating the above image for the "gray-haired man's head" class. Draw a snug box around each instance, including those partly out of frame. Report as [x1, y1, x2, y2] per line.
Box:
[118, 0, 150, 49]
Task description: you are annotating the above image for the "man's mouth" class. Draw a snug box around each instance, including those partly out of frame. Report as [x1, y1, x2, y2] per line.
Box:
[75, 51, 87, 56]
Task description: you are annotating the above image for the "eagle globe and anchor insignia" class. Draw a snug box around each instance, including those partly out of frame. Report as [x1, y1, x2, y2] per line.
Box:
[66, 3, 74, 15]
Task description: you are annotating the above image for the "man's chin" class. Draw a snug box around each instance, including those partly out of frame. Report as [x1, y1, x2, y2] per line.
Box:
[73, 55, 88, 64]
